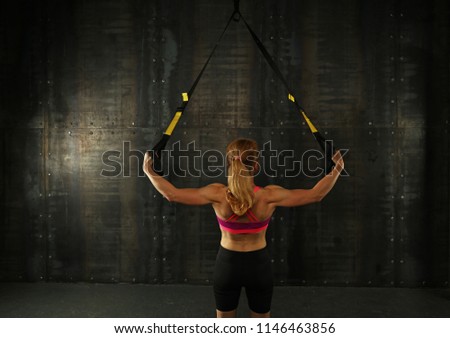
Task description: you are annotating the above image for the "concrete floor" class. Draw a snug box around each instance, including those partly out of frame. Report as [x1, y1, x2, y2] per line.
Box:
[0, 283, 449, 318]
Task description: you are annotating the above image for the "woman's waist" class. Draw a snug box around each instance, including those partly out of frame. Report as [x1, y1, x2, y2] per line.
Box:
[217, 244, 269, 264]
[219, 231, 267, 253]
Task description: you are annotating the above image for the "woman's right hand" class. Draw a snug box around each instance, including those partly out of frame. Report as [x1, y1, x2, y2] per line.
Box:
[332, 150, 344, 173]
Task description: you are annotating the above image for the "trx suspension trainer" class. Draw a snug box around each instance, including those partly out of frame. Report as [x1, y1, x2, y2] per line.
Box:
[150, 0, 337, 174]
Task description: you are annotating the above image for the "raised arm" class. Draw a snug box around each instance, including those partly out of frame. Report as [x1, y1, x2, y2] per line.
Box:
[143, 152, 224, 205]
[266, 151, 345, 207]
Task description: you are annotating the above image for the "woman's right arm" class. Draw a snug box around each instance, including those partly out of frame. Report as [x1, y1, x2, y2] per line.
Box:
[265, 151, 345, 207]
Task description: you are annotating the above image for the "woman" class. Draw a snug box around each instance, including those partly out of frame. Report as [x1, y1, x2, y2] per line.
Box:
[143, 138, 344, 318]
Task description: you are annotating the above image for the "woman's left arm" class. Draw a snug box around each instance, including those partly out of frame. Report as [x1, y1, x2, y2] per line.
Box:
[143, 152, 223, 205]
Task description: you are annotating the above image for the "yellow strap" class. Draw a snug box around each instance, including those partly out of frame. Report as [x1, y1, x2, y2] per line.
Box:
[301, 111, 318, 133]
[182, 92, 189, 102]
[288, 93, 295, 102]
[164, 111, 183, 136]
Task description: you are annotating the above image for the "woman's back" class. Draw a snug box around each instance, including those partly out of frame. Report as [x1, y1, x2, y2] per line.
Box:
[213, 185, 275, 252]
[213, 185, 274, 221]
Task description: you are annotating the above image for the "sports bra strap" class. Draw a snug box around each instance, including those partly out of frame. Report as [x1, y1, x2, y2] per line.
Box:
[245, 209, 259, 222]
[226, 213, 239, 222]
[225, 186, 262, 221]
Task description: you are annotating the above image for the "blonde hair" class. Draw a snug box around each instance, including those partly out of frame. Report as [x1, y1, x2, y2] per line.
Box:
[225, 138, 259, 216]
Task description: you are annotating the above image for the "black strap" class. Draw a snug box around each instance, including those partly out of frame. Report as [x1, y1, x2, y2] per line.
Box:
[233, 0, 241, 21]
[150, 10, 236, 175]
[240, 13, 336, 173]
[186, 11, 236, 102]
[241, 15, 299, 109]
[151, 2, 337, 175]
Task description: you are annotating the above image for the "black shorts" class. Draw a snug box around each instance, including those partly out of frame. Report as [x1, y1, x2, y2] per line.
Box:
[213, 245, 273, 314]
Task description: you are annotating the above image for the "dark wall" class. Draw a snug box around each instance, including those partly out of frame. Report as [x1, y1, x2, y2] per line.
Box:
[0, 0, 449, 287]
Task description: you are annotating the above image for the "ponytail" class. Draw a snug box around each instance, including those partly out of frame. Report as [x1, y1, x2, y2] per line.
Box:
[225, 139, 259, 216]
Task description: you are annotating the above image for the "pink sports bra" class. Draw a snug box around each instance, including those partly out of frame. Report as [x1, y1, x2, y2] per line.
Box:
[216, 186, 271, 234]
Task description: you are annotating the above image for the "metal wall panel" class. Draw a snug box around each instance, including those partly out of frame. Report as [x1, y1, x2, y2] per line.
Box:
[0, 0, 449, 287]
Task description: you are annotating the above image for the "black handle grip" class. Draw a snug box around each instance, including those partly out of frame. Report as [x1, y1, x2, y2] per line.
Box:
[324, 140, 336, 175]
[149, 134, 170, 176]
[313, 132, 336, 175]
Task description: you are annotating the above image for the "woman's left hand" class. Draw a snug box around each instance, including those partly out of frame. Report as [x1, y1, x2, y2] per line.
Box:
[143, 151, 153, 175]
